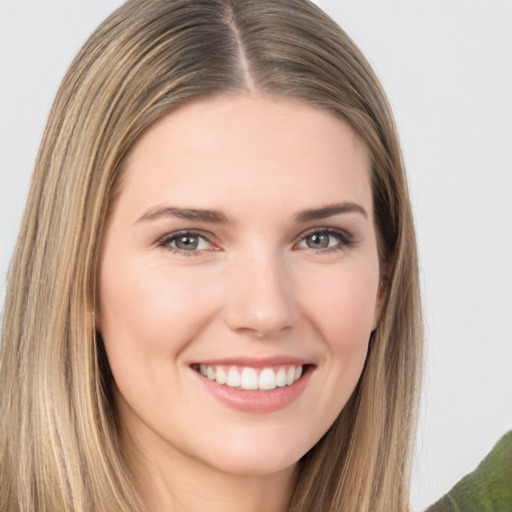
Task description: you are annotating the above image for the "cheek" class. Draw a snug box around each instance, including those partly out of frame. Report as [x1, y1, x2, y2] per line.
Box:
[300, 263, 380, 351]
[98, 260, 219, 363]
[286, 264, 379, 446]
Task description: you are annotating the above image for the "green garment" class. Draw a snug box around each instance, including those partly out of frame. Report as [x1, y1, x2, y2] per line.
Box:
[426, 430, 512, 512]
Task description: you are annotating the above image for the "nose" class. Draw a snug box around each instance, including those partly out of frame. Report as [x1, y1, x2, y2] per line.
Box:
[223, 248, 298, 338]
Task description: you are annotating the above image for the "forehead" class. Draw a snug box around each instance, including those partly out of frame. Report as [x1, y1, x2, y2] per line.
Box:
[117, 95, 372, 220]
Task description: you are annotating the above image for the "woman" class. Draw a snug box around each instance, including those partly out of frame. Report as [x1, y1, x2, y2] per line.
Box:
[0, 1, 422, 511]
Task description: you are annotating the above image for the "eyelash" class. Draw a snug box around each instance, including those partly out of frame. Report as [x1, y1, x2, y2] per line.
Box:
[296, 227, 355, 254]
[157, 230, 216, 257]
[157, 228, 355, 256]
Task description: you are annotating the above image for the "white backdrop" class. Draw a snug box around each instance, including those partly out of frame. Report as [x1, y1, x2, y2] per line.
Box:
[1, 1, 511, 510]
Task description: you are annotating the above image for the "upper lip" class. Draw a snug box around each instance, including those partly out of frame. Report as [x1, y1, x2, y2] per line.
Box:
[190, 356, 314, 368]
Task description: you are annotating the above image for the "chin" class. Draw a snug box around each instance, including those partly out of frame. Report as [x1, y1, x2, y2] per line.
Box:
[194, 427, 313, 478]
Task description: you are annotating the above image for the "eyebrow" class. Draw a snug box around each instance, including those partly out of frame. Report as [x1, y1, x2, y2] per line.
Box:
[295, 202, 368, 222]
[136, 201, 368, 225]
[136, 205, 231, 224]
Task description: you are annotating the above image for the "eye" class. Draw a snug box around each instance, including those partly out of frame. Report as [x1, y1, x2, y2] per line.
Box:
[158, 231, 215, 254]
[295, 228, 354, 252]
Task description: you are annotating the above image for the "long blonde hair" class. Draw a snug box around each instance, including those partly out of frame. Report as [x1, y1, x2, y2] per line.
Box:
[0, 1, 422, 510]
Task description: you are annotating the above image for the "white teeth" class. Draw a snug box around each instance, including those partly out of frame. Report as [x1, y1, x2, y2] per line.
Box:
[276, 367, 287, 387]
[259, 368, 277, 390]
[226, 367, 241, 387]
[196, 364, 304, 390]
[240, 367, 259, 390]
[216, 366, 227, 385]
[286, 367, 295, 385]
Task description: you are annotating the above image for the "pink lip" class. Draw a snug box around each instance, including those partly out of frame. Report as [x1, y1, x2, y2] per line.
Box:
[191, 363, 314, 414]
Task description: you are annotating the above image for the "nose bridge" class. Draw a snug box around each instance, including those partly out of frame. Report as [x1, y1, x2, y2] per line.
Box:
[224, 243, 297, 337]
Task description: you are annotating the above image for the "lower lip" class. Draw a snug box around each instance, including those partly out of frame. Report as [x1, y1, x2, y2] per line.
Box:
[193, 367, 313, 413]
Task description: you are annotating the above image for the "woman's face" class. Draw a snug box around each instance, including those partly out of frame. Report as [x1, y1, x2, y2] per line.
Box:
[97, 95, 382, 478]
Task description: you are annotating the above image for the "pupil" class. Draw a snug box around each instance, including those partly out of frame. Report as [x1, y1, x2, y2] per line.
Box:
[177, 235, 198, 250]
[308, 233, 329, 249]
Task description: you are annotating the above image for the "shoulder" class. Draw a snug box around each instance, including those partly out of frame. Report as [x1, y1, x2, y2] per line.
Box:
[425, 430, 512, 512]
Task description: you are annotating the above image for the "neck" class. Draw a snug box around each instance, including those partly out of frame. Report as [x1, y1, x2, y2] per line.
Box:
[122, 427, 297, 512]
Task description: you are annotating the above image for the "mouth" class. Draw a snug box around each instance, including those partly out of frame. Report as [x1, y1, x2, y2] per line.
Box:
[191, 363, 307, 391]
[189, 358, 314, 413]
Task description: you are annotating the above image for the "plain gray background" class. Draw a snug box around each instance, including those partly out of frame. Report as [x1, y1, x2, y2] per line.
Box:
[1, 1, 511, 510]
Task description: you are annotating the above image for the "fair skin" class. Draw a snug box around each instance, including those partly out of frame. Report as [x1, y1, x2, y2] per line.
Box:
[97, 95, 382, 512]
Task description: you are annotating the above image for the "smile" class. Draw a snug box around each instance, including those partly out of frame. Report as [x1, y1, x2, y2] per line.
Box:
[190, 358, 314, 413]
[193, 364, 303, 391]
